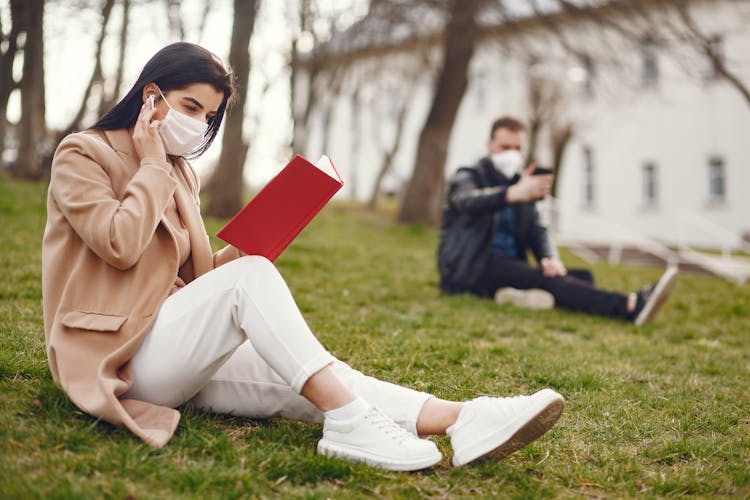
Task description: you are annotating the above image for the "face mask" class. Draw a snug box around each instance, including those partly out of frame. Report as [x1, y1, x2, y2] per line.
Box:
[154, 87, 208, 156]
[490, 149, 525, 178]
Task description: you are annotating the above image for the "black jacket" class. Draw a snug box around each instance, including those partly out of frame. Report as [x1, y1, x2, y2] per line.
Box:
[438, 157, 557, 293]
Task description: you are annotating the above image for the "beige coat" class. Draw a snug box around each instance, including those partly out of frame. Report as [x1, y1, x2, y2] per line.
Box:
[42, 128, 241, 447]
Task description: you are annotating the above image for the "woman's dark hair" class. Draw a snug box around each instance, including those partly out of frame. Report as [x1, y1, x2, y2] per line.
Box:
[93, 42, 235, 159]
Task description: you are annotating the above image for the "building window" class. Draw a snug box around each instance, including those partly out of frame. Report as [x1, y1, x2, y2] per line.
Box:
[707, 34, 724, 79]
[641, 36, 659, 86]
[642, 162, 658, 206]
[582, 146, 595, 209]
[473, 70, 487, 111]
[708, 155, 726, 202]
[567, 54, 595, 96]
[580, 53, 595, 95]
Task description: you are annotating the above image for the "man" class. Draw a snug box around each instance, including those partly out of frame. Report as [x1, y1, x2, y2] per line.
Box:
[438, 116, 678, 325]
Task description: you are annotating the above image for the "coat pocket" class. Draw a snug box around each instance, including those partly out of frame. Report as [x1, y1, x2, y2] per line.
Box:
[61, 311, 127, 333]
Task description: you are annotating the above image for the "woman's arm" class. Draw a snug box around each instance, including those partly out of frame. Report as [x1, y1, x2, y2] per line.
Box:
[50, 133, 177, 270]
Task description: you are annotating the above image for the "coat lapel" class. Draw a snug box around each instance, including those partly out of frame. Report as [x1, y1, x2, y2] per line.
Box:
[172, 160, 214, 277]
[103, 129, 139, 169]
[103, 129, 214, 277]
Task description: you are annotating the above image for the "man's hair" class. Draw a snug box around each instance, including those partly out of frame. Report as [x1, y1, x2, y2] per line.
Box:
[490, 116, 527, 139]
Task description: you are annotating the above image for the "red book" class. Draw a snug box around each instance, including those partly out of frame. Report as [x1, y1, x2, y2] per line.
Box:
[217, 154, 344, 261]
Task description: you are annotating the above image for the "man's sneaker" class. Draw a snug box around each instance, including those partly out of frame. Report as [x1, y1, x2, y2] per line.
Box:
[633, 266, 679, 326]
[494, 287, 555, 310]
[447, 389, 565, 467]
[317, 405, 442, 471]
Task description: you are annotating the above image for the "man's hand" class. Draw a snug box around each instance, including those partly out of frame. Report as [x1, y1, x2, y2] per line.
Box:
[506, 165, 553, 203]
[541, 257, 567, 277]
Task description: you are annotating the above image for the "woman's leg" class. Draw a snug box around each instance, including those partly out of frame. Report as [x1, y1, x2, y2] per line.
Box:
[125, 256, 440, 471]
[191, 340, 435, 435]
[125, 256, 339, 407]
[191, 340, 565, 467]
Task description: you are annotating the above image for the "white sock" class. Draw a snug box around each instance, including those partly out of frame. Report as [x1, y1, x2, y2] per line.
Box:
[324, 397, 370, 421]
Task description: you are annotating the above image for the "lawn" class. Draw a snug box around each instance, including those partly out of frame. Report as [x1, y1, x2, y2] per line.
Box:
[1, 175, 748, 498]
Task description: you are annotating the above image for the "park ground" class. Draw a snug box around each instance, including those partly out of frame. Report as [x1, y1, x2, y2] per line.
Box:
[1, 176, 748, 498]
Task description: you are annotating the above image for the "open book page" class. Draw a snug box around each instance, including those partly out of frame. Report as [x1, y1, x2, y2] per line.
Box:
[315, 155, 342, 182]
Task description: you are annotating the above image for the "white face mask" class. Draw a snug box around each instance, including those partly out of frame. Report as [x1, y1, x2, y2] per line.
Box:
[490, 150, 525, 178]
[154, 87, 208, 157]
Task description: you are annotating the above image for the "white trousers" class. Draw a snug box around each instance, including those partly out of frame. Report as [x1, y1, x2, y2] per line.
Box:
[124, 256, 431, 434]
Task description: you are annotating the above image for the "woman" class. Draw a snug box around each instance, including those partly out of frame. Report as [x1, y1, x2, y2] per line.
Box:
[42, 42, 564, 471]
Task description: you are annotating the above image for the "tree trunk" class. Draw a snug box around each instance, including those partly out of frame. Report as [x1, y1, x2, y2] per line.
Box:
[526, 116, 542, 166]
[0, 3, 21, 161]
[290, 0, 314, 155]
[548, 122, 573, 232]
[525, 75, 547, 165]
[204, 0, 260, 218]
[13, 0, 45, 179]
[398, 0, 483, 226]
[550, 123, 573, 198]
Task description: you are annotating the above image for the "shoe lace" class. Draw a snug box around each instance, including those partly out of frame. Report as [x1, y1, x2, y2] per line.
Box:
[470, 394, 526, 417]
[364, 407, 414, 444]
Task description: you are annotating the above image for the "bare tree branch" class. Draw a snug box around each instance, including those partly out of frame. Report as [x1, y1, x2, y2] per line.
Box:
[98, 0, 130, 117]
[671, 1, 750, 107]
[368, 79, 416, 209]
[64, 0, 115, 134]
[196, 0, 211, 42]
[165, 0, 185, 41]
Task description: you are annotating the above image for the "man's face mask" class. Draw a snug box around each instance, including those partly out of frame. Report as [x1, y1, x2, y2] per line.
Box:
[491, 149, 524, 178]
[153, 86, 208, 157]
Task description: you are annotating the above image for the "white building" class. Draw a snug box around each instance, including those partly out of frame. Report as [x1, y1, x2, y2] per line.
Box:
[294, 0, 750, 254]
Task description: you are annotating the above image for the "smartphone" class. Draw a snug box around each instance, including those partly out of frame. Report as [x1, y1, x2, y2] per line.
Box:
[532, 166, 554, 176]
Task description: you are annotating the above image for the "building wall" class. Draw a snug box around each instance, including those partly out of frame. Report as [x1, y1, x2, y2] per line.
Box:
[301, 0, 750, 249]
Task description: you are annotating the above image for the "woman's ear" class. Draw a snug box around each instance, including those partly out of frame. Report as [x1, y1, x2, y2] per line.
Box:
[141, 83, 158, 104]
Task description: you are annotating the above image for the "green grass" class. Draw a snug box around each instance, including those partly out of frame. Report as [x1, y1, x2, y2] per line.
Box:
[1, 175, 748, 498]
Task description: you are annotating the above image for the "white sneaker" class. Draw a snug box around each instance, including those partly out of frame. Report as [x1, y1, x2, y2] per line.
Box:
[317, 405, 442, 471]
[447, 389, 565, 467]
[494, 288, 555, 310]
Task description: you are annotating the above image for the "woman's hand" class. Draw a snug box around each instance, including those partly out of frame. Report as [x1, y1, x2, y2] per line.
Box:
[132, 98, 166, 162]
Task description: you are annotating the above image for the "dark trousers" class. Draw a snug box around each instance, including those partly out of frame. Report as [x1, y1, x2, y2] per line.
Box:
[474, 254, 630, 319]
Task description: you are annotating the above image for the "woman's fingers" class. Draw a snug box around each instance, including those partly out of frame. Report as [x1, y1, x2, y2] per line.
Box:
[134, 102, 150, 135]
[132, 101, 166, 160]
[141, 102, 155, 124]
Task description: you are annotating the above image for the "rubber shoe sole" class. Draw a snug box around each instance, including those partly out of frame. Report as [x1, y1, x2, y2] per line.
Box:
[635, 266, 679, 326]
[317, 440, 442, 471]
[452, 389, 565, 467]
[494, 288, 555, 310]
